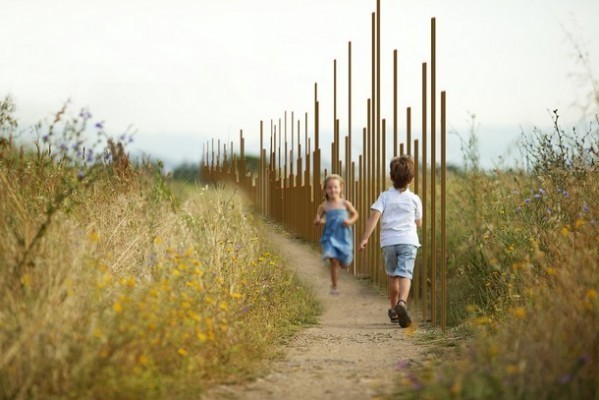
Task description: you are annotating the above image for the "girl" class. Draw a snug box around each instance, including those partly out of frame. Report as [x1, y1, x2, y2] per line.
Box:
[314, 174, 359, 295]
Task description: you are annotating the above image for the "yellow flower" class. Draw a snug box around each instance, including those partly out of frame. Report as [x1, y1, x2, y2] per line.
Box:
[88, 231, 100, 243]
[512, 307, 526, 319]
[546, 267, 556, 276]
[153, 237, 163, 245]
[231, 292, 242, 299]
[587, 289, 597, 300]
[138, 354, 149, 365]
[449, 381, 462, 394]
[506, 364, 520, 374]
[177, 348, 187, 357]
[560, 226, 570, 236]
[20, 273, 31, 287]
[197, 331, 207, 342]
[575, 219, 585, 229]
[113, 302, 123, 313]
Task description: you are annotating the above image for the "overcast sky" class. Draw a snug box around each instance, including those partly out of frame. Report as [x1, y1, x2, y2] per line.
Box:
[1, 0, 598, 169]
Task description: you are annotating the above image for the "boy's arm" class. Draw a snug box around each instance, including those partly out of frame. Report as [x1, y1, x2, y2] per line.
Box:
[342, 200, 359, 226]
[359, 210, 381, 250]
[415, 218, 422, 228]
[313, 203, 325, 225]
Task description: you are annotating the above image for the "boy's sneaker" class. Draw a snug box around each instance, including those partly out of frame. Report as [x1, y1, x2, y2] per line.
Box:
[394, 300, 412, 328]
[388, 309, 399, 324]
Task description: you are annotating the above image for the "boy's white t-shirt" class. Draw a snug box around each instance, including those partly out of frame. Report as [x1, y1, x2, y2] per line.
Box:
[371, 187, 422, 248]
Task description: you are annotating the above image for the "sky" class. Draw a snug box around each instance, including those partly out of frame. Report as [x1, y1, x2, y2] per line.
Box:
[1, 0, 598, 170]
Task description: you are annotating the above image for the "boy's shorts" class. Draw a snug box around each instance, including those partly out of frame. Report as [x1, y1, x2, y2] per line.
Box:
[382, 244, 418, 279]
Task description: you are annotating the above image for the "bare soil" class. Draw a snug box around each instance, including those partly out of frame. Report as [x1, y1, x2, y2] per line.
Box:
[202, 229, 426, 400]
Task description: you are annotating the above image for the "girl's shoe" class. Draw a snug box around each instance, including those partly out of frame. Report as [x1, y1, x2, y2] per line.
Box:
[388, 309, 399, 323]
[329, 287, 340, 295]
[394, 300, 412, 328]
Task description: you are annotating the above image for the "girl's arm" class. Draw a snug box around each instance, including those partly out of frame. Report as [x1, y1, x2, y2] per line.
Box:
[313, 202, 326, 225]
[359, 210, 381, 250]
[342, 200, 359, 226]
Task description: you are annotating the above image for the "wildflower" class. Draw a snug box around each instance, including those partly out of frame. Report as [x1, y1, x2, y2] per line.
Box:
[395, 359, 410, 370]
[138, 354, 149, 365]
[197, 331, 207, 342]
[113, 302, 123, 313]
[558, 374, 571, 384]
[449, 381, 462, 394]
[20, 273, 31, 287]
[506, 364, 520, 374]
[560, 226, 570, 236]
[95, 121, 104, 129]
[177, 348, 187, 357]
[586, 289, 597, 300]
[512, 307, 526, 319]
[546, 267, 556, 276]
[88, 231, 100, 242]
[575, 219, 585, 229]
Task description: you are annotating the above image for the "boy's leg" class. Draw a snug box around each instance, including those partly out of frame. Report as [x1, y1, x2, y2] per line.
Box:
[398, 277, 412, 303]
[389, 276, 400, 309]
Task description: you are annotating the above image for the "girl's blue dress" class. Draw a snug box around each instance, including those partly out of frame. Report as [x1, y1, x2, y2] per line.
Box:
[320, 208, 353, 267]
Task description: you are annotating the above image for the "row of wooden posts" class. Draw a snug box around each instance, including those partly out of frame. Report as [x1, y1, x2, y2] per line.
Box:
[201, 2, 447, 331]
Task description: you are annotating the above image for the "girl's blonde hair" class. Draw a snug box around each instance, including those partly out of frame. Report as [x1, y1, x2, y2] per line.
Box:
[322, 174, 344, 200]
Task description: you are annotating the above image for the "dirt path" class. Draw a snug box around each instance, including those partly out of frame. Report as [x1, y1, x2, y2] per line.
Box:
[203, 228, 425, 400]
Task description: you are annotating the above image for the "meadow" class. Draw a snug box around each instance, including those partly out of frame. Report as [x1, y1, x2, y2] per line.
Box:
[393, 113, 598, 399]
[1, 93, 597, 400]
[0, 97, 319, 399]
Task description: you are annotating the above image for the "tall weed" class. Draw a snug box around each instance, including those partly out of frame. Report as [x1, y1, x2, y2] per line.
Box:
[0, 100, 319, 399]
[395, 116, 598, 399]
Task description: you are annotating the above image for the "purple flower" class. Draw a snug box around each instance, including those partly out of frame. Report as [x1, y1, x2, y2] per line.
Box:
[558, 374, 571, 384]
[524, 198, 531, 204]
[395, 359, 410, 371]
[95, 121, 104, 129]
[534, 193, 541, 199]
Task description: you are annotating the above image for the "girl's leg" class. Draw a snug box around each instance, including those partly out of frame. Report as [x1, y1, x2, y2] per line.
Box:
[330, 258, 340, 289]
[389, 276, 400, 308]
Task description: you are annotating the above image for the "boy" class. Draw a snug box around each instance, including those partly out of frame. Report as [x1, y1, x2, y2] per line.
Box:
[359, 155, 422, 327]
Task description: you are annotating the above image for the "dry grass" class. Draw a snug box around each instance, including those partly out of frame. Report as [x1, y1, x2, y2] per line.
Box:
[394, 117, 598, 399]
[0, 100, 319, 399]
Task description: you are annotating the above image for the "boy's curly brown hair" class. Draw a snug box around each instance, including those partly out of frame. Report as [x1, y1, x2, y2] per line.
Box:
[390, 155, 414, 189]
